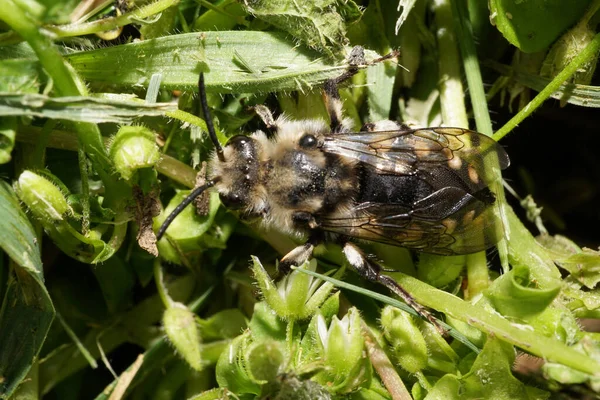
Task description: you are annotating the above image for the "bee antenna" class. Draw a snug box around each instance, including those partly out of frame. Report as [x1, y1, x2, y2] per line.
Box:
[156, 180, 216, 240]
[198, 73, 225, 162]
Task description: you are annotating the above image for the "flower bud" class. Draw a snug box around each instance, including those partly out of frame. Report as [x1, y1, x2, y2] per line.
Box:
[381, 306, 428, 373]
[109, 126, 160, 181]
[163, 302, 202, 370]
[15, 170, 70, 222]
[312, 308, 370, 393]
[251, 256, 339, 320]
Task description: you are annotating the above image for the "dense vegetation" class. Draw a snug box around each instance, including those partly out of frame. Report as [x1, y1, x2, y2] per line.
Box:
[1, 0, 600, 399]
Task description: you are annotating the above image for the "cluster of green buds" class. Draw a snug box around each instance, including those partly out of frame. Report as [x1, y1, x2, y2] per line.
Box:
[14, 169, 112, 263]
[208, 258, 375, 397]
[14, 125, 162, 263]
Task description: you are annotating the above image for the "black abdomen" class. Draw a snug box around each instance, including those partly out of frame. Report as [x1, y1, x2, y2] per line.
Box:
[357, 166, 433, 206]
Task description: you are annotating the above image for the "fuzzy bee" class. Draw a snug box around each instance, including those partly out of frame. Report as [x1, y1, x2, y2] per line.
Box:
[157, 52, 509, 322]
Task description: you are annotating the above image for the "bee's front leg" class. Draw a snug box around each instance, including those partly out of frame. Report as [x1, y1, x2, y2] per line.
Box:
[278, 228, 323, 275]
[341, 241, 447, 335]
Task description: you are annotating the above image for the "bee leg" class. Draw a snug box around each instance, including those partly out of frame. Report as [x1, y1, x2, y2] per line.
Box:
[249, 104, 278, 135]
[278, 230, 323, 275]
[342, 242, 447, 335]
[322, 47, 365, 132]
[323, 80, 346, 133]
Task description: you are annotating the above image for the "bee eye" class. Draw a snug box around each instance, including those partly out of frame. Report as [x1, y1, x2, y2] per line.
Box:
[220, 193, 244, 209]
[299, 134, 318, 149]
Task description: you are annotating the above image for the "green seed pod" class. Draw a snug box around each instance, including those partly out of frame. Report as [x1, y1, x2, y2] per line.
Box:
[109, 125, 160, 181]
[215, 333, 262, 395]
[163, 302, 202, 371]
[15, 170, 71, 222]
[245, 340, 285, 383]
[541, 21, 597, 85]
[381, 306, 428, 373]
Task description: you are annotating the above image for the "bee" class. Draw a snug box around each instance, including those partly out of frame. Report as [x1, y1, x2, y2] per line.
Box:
[156, 49, 509, 325]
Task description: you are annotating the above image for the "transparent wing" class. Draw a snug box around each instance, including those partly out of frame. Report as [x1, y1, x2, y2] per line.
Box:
[323, 127, 509, 193]
[320, 187, 503, 255]
[321, 128, 508, 254]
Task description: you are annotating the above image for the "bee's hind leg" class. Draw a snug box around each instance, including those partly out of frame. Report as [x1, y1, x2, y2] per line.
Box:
[341, 241, 447, 335]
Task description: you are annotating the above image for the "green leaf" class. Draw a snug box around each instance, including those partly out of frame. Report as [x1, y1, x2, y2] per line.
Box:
[543, 334, 600, 389]
[155, 191, 220, 264]
[198, 309, 248, 341]
[242, 0, 358, 57]
[66, 31, 380, 93]
[163, 302, 203, 370]
[424, 375, 461, 400]
[91, 255, 135, 315]
[248, 302, 287, 343]
[538, 234, 600, 289]
[0, 59, 41, 93]
[0, 93, 178, 123]
[486, 60, 600, 108]
[485, 265, 560, 319]
[394, 0, 419, 34]
[462, 338, 546, 399]
[489, 0, 593, 53]
[0, 181, 55, 398]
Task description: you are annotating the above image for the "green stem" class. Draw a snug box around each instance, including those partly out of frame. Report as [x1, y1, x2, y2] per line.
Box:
[78, 147, 90, 236]
[450, 0, 492, 136]
[362, 323, 412, 400]
[433, 0, 468, 128]
[581, 0, 600, 25]
[297, 268, 600, 376]
[16, 126, 197, 188]
[154, 259, 173, 308]
[32, 120, 55, 169]
[434, 0, 488, 296]
[44, 0, 180, 38]
[493, 33, 600, 141]
[0, 0, 126, 208]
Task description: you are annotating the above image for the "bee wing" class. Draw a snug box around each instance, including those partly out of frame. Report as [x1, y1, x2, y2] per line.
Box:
[322, 127, 509, 192]
[320, 127, 508, 254]
[320, 186, 503, 255]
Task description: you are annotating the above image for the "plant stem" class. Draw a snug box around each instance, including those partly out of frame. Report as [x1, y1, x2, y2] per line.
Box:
[45, 0, 180, 38]
[434, 0, 489, 296]
[493, 32, 600, 141]
[154, 259, 173, 308]
[78, 147, 90, 236]
[433, 0, 468, 128]
[450, 0, 492, 136]
[0, 0, 127, 209]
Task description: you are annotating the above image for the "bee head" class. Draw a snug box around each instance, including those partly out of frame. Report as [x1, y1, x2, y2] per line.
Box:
[210, 134, 261, 210]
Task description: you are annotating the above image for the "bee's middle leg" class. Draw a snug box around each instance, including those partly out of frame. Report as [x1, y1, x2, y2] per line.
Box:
[250, 104, 278, 135]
